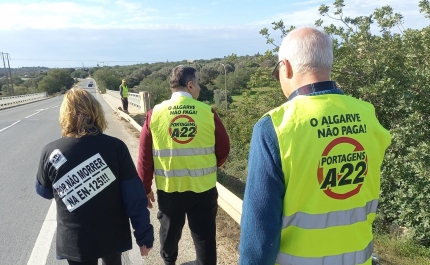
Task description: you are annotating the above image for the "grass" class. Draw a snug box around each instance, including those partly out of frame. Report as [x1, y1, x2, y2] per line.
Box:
[374, 234, 430, 264]
[214, 214, 430, 265]
[231, 94, 245, 102]
[216, 207, 240, 265]
[231, 87, 272, 104]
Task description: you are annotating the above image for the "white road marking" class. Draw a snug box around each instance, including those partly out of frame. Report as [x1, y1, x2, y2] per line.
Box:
[25, 106, 57, 118]
[25, 111, 42, 119]
[27, 201, 57, 265]
[0, 120, 21, 133]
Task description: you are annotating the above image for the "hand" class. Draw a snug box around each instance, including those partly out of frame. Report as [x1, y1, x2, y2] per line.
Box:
[140, 245, 151, 256]
[147, 191, 155, 209]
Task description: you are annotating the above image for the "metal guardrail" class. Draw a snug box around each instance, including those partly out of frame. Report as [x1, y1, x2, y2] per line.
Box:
[106, 89, 141, 109]
[0, 92, 47, 107]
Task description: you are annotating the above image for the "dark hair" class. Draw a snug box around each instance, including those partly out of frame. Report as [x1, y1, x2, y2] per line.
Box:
[170, 65, 197, 89]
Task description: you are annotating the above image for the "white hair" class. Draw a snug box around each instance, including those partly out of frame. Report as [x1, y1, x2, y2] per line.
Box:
[278, 26, 333, 74]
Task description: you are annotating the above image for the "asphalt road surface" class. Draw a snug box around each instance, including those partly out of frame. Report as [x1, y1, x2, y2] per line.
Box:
[0, 93, 64, 265]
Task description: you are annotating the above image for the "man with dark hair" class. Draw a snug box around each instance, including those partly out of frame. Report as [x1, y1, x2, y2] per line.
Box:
[137, 65, 230, 265]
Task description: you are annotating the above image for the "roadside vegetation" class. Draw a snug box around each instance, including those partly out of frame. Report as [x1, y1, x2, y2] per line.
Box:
[0, 67, 88, 96]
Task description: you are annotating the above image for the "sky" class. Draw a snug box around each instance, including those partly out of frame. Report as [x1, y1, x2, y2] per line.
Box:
[0, 0, 428, 68]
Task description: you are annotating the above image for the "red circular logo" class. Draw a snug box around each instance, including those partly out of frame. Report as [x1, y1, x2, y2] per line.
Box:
[317, 137, 368, 200]
[168, 115, 198, 144]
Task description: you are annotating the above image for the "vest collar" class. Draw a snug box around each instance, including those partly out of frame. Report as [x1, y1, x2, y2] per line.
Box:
[171, 91, 192, 99]
[288, 81, 338, 101]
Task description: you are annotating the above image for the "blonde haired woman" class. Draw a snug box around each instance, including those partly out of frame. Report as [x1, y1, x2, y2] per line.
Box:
[35, 88, 153, 265]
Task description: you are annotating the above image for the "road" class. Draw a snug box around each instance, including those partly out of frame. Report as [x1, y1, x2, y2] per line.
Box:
[0, 94, 63, 265]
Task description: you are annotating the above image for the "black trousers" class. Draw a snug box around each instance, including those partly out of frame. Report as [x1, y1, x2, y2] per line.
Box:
[157, 187, 218, 265]
[67, 252, 121, 265]
[121, 98, 128, 111]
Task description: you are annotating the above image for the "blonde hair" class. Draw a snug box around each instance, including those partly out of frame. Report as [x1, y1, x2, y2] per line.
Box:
[59, 88, 107, 138]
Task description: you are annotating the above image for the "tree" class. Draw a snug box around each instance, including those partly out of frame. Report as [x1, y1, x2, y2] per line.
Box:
[213, 89, 232, 109]
[71, 70, 89, 79]
[93, 68, 121, 93]
[38, 69, 74, 95]
[199, 65, 220, 84]
[12, 76, 24, 86]
[137, 77, 170, 109]
[197, 83, 213, 102]
[126, 68, 152, 88]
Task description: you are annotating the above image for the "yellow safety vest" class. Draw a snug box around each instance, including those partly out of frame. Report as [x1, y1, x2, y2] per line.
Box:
[120, 85, 129, 98]
[150, 95, 217, 193]
[266, 94, 391, 265]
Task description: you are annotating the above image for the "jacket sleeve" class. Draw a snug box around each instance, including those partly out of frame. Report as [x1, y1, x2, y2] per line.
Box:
[212, 109, 230, 167]
[118, 140, 154, 248]
[121, 178, 154, 248]
[137, 110, 154, 194]
[239, 116, 285, 265]
[119, 85, 124, 98]
[35, 146, 54, 200]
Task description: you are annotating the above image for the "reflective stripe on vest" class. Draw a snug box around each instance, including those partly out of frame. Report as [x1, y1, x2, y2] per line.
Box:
[282, 199, 378, 229]
[266, 94, 391, 265]
[154, 165, 217, 178]
[151, 96, 217, 193]
[121, 85, 129, 98]
[153, 146, 215, 157]
[276, 241, 373, 265]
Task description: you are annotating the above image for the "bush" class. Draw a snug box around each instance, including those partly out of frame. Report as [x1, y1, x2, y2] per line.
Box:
[213, 89, 232, 109]
[37, 69, 73, 95]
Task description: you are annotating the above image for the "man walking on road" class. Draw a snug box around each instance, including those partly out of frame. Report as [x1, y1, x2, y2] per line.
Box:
[239, 27, 391, 265]
[137, 65, 230, 265]
[119, 79, 129, 114]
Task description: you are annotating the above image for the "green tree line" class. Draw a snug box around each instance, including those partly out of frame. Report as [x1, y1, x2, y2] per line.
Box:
[90, 55, 270, 108]
[1, 68, 88, 96]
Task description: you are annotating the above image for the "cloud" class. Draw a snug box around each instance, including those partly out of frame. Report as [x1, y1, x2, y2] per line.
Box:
[291, 0, 326, 7]
[86, 0, 111, 3]
[252, 0, 428, 31]
[0, 1, 159, 30]
[250, 6, 321, 27]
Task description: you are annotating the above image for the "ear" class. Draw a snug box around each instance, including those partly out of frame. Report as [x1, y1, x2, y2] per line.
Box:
[187, 80, 193, 88]
[284, 59, 293, 79]
[186, 80, 194, 93]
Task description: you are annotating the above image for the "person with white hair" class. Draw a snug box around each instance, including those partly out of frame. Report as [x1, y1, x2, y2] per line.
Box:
[239, 27, 391, 265]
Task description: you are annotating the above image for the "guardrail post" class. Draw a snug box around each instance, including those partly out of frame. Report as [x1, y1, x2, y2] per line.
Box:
[139, 91, 150, 113]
